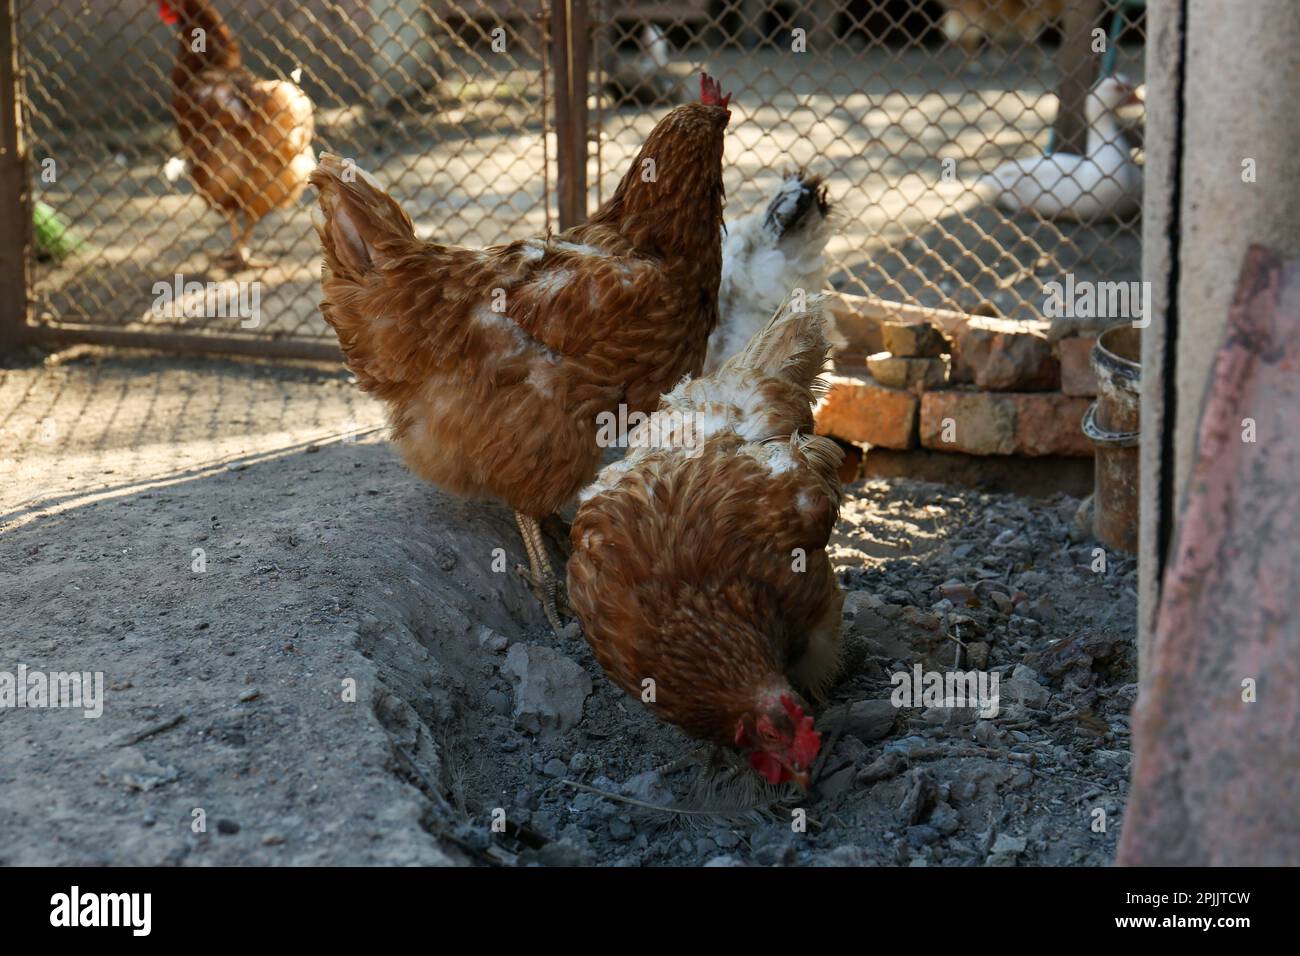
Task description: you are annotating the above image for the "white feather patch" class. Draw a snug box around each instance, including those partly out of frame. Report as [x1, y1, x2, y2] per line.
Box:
[551, 240, 611, 258]
[531, 269, 574, 296]
[161, 156, 188, 183]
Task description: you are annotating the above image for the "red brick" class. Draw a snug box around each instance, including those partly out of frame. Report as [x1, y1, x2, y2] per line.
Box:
[921, 390, 1095, 457]
[880, 321, 948, 358]
[1011, 393, 1094, 457]
[827, 302, 883, 358]
[1056, 335, 1099, 397]
[920, 391, 1016, 455]
[866, 352, 949, 390]
[951, 317, 1058, 391]
[816, 370, 918, 450]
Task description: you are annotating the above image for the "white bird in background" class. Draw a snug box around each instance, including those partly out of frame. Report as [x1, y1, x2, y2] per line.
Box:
[708, 172, 835, 372]
[979, 74, 1143, 221]
[604, 23, 677, 105]
[642, 23, 670, 75]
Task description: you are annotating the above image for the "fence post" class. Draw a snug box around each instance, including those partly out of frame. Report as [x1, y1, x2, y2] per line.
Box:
[0, 0, 30, 347]
[1052, 0, 1103, 155]
[551, 0, 588, 230]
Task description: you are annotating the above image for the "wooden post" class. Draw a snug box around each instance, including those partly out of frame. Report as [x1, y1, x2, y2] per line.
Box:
[1051, 0, 1104, 155]
[0, 0, 30, 347]
[551, 0, 588, 230]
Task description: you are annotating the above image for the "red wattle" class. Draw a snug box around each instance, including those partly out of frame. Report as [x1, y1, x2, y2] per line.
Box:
[749, 751, 783, 785]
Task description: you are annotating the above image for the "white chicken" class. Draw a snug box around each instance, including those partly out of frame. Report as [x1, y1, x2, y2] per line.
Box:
[707, 172, 834, 372]
[603, 23, 678, 106]
[979, 74, 1143, 221]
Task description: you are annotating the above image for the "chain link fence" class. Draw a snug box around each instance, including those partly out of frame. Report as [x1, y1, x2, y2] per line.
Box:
[6, 0, 1144, 356]
[592, 0, 1145, 324]
[13, 0, 552, 354]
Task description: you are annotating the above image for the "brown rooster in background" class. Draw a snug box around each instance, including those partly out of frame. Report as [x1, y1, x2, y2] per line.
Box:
[568, 296, 844, 791]
[159, 0, 314, 271]
[939, 0, 1065, 54]
[310, 75, 733, 630]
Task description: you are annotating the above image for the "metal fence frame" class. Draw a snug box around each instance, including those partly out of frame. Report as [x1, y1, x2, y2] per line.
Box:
[1, 0, 572, 359]
[1, 0, 31, 350]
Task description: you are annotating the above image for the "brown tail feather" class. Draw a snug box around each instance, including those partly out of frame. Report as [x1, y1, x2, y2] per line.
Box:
[310, 152, 417, 282]
[794, 433, 845, 488]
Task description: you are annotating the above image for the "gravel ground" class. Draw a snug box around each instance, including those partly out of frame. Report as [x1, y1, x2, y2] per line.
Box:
[0, 350, 1134, 866]
[456, 479, 1136, 867]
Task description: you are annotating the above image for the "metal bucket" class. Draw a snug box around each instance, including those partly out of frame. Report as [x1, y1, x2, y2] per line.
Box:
[1083, 326, 1141, 553]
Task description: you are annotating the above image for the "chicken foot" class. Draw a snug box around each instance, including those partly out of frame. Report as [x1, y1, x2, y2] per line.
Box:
[514, 511, 569, 635]
[215, 211, 267, 273]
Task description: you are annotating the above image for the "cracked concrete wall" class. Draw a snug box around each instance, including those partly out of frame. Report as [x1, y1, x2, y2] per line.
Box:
[1139, 0, 1300, 675]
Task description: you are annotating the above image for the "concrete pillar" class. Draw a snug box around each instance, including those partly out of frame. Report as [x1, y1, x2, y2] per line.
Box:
[1138, 0, 1300, 677]
[1124, 0, 1300, 865]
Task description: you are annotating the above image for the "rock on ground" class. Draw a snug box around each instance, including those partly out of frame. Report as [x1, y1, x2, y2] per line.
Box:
[501, 644, 592, 736]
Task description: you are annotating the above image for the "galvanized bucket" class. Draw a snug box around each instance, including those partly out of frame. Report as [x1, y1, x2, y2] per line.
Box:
[1083, 326, 1141, 553]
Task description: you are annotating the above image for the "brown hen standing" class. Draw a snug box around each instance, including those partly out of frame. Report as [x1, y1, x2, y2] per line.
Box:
[568, 296, 844, 791]
[310, 76, 732, 630]
[160, 0, 315, 271]
[939, 0, 1065, 53]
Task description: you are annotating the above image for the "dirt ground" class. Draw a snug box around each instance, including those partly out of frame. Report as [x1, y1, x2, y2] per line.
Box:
[0, 348, 1135, 866]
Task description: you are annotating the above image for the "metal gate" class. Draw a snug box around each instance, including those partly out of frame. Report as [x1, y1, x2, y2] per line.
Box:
[1, 1, 1144, 358]
[3, 0, 556, 358]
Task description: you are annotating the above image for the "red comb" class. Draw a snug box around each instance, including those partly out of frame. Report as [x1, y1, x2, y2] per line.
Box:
[700, 72, 731, 109]
[781, 694, 821, 767]
[158, 1, 180, 25]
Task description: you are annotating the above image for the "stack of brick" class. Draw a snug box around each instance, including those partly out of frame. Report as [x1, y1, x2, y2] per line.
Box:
[817, 300, 1102, 459]
[817, 318, 947, 451]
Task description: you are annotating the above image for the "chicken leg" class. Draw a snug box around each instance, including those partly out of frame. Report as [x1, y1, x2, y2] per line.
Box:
[514, 511, 568, 635]
[215, 211, 266, 272]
